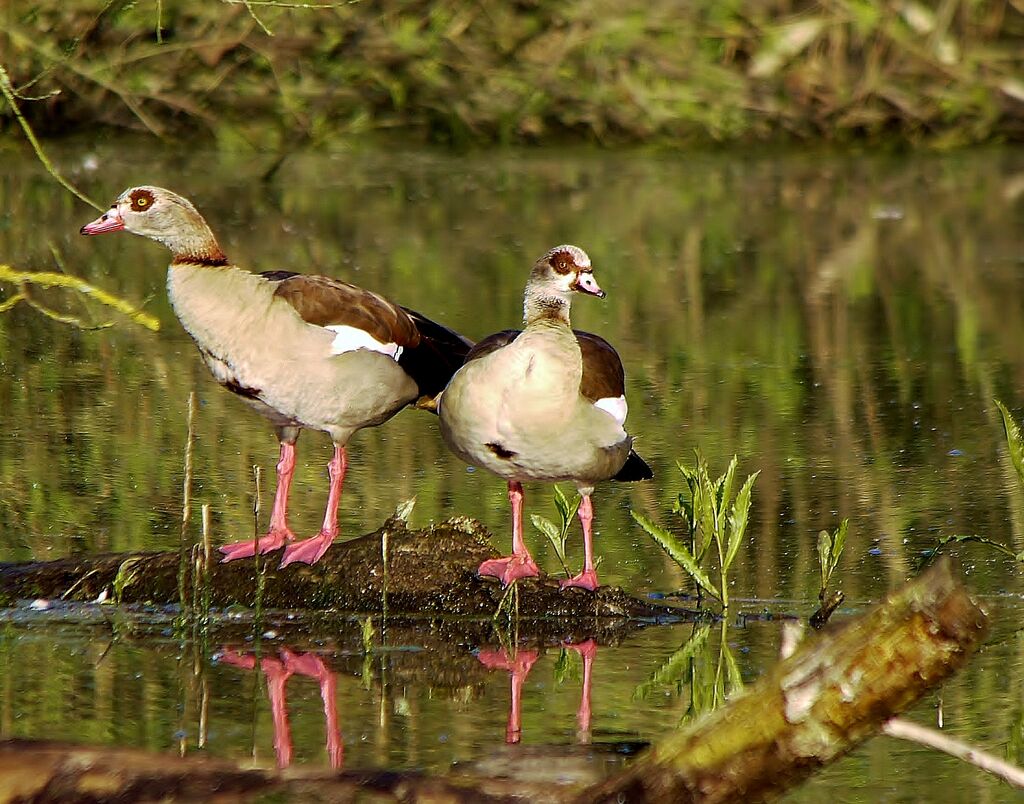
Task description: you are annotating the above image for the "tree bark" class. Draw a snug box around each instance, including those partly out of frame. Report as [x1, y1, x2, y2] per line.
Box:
[579, 557, 988, 803]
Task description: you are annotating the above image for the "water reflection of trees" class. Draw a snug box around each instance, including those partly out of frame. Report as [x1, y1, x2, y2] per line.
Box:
[1, 148, 1023, 603]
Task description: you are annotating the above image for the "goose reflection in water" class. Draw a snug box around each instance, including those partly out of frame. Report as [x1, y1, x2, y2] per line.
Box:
[217, 648, 343, 769]
[477, 640, 596, 745]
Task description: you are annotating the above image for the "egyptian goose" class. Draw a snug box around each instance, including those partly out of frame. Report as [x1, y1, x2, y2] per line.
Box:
[81, 186, 470, 567]
[438, 244, 652, 591]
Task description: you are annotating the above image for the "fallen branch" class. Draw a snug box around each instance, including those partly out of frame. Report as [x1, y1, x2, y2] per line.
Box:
[580, 558, 988, 803]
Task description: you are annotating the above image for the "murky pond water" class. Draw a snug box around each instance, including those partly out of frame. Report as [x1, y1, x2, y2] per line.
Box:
[1, 140, 1023, 800]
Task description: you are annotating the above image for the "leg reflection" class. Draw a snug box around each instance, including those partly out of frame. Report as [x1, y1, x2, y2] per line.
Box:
[218, 647, 344, 769]
[477, 647, 540, 744]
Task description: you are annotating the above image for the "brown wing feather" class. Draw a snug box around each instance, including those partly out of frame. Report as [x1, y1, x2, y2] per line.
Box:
[576, 331, 625, 402]
[267, 274, 421, 348]
[465, 330, 521, 363]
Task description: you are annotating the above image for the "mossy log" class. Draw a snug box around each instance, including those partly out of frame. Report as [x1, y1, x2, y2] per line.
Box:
[0, 559, 988, 803]
[0, 515, 681, 621]
[581, 557, 989, 803]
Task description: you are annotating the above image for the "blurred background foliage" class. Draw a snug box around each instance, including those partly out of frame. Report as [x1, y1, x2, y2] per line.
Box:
[1, 0, 1022, 148]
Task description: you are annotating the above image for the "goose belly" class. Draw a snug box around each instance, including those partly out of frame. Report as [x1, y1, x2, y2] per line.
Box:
[439, 347, 630, 483]
[168, 267, 417, 436]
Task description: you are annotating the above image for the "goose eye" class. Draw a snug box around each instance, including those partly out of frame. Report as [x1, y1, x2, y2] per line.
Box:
[131, 195, 151, 211]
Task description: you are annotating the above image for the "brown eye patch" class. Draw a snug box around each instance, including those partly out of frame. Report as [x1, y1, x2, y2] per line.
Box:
[129, 188, 155, 212]
[548, 250, 576, 274]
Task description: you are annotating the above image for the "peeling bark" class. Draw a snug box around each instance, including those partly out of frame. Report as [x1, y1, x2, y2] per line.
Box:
[580, 558, 988, 803]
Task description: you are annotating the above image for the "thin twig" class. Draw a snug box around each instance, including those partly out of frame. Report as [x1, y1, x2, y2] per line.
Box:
[223, 0, 358, 7]
[240, 1, 274, 36]
[883, 717, 1024, 788]
[0, 64, 101, 210]
[0, 266, 160, 331]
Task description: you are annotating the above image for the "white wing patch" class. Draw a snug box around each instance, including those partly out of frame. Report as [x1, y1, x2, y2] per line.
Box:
[326, 324, 403, 360]
[594, 395, 628, 426]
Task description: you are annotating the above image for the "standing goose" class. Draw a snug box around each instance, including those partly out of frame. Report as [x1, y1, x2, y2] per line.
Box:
[81, 186, 471, 567]
[438, 245, 651, 591]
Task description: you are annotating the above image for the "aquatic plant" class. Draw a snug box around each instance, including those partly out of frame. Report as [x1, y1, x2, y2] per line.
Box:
[632, 452, 758, 609]
[530, 486, 581, 579]
[922, 400, 1024, 566]
[811, 519, 848, 628]
[997, 399, 1024, 488]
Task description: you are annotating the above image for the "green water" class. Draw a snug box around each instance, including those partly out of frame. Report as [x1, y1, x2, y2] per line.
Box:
[1, 140, 1023, 799]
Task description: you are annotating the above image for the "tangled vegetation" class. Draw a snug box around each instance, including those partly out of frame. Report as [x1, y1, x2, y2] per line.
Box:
[1, 0, 1022, 148]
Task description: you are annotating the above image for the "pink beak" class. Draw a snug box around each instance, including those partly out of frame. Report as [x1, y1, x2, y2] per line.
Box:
[574, 272, 606, 298]
[80, 208, 125, 236]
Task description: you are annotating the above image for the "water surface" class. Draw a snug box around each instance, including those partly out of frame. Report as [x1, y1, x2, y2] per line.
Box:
[1, 141, 1023, 799]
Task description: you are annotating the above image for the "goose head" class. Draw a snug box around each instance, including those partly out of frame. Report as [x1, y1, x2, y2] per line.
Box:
[524, 244, 603, 323]
[81, 186, 226, 265]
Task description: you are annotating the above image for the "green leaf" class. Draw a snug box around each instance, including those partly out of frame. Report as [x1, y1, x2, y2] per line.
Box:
[553, 648, 573, 685]
[531, 513, 564, 561]
[393, 497, 416, 522]
[724, 470, 759, 573]
[531, 513, 560, 541]
[717, 455, 738, 538]
[996, 399, 1024, 488]
[554, 485, 571, 523]
[361, 615, 375, 654]
[632, 511, 721, 601]
[722, 640, 744, 694]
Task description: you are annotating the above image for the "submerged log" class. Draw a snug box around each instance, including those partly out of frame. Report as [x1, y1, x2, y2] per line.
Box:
[0, 559, 989, 803]
[0, 515, 681, 621]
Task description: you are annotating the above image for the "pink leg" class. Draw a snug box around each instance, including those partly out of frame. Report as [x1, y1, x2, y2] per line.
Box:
[283, 651, 344, 769]
[563, 640, 597, 742]
[280, 446, 348, 567]
[478, 481, 540, 585]
[560, 494, 600, 591]
[477, 647, 539, 744]
[261, 657, 294, 769]
[220, 441, 299, 562]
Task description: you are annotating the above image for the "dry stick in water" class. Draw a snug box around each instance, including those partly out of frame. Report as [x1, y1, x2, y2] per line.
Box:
[179, 392, 197, 615]
[883, 718, 1024, 789]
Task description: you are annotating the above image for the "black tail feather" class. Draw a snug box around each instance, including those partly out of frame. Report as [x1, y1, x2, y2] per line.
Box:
[614, 449, 654, 482]
[398, 306, 474, 402]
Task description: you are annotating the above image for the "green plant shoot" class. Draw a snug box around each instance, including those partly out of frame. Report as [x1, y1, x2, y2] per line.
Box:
[530, 485, 580, 578]
[633, 451, 758, 609]
[996, 399, 1024, 488]
[817, 518, 848, 600]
